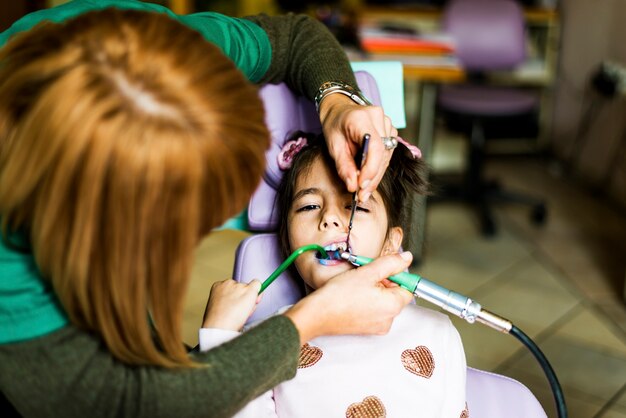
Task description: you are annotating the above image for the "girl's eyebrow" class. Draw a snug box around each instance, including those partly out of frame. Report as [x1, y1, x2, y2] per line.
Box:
[293, 187, 321, 201]
[293, 187, 380, 205]
[354, 193, 378, 206]
[365, 194, 379, 204]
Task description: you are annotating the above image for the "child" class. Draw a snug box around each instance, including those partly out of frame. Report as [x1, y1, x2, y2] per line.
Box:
[201, 133, 468, 417]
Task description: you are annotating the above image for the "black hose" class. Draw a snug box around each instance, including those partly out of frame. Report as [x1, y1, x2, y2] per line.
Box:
[509, 325, 568, 418]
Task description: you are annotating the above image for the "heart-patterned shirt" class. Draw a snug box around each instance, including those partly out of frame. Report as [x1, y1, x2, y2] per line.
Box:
[201, 303, 467, 417]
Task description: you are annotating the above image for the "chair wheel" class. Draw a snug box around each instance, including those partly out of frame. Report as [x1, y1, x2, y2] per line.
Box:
[530, 204, 547, 225]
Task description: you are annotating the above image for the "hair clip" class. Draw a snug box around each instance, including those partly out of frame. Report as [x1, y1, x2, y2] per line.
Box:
[278, 136, 308, 170]
[397, 137, 422, 159]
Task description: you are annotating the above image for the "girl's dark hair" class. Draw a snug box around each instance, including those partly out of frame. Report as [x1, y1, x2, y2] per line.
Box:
[276, 131, 428, 261]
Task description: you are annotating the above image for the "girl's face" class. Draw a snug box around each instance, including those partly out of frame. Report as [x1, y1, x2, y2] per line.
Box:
[287, 156, 402, 291]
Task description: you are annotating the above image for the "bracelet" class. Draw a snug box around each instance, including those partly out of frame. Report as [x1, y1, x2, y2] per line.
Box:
[314, 81, 372, 112]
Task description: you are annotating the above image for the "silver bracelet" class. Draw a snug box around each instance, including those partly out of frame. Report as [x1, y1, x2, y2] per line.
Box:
[314, 81, 372, 112]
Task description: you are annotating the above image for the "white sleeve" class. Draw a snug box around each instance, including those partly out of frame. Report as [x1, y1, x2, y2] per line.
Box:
[198, 328, 241, 351]
[440, 320, 468, 418]
[198, 328, 279, 418]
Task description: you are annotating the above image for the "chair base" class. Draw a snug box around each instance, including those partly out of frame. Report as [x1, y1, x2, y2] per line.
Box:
[430, 174, 547, 237]
[432, 109, 547, 237]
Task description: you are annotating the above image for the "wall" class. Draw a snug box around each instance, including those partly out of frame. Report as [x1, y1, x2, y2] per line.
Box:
[551, 0, 626, 208]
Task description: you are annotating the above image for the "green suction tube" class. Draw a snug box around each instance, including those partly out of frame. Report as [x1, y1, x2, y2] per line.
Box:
[343, 254, 420, 293]
[259, 244, 328, 294]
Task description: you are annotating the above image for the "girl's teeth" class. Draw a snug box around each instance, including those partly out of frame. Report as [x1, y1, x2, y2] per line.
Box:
[325, 242, 347, 252]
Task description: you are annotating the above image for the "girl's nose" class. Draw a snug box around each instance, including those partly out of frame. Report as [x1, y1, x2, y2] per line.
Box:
[320, 208, 346, 230]
[322, 220, 340, 228]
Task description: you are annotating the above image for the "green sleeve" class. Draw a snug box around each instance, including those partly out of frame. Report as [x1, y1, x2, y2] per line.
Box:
[244, 13, 358, 100]
[0, 316, 300, 418]
[0, 1, 271, 83]
[178, 12, 271, 83]
[0, 2, 356, 100]
[0, 0, 177, 48]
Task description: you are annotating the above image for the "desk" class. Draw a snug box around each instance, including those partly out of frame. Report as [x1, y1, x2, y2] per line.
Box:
[361, 6, 560, 146]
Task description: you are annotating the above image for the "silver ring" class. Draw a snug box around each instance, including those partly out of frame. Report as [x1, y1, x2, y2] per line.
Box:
[381, 136, 398, 151]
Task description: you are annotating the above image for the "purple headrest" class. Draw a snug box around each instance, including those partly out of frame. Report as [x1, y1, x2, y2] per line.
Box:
[247, 71, 382, 231]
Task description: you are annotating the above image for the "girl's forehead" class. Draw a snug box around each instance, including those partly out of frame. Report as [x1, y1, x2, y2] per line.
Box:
[296, 155, 345, 191]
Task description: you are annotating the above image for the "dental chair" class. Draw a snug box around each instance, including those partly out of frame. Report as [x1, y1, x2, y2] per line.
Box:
[232, 74, 547, 417]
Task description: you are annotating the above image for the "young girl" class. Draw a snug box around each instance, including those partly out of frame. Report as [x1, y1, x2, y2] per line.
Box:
[202, 133, 469, 417]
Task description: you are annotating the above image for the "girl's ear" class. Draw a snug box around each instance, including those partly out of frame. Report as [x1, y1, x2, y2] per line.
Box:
[383, 226, 404, 255]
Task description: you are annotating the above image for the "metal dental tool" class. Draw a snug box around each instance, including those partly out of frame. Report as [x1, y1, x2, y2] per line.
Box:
[346, 134, 370, 251]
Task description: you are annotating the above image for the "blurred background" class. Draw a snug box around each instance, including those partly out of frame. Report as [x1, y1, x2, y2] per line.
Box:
[2, 1, 625, 417]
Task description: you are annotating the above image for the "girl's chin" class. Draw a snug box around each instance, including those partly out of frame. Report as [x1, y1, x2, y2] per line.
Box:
[309, 262, 352, 284]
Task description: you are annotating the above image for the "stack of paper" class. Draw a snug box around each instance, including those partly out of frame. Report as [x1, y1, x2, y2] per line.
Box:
[358, 26, 461, 71]
[360, 28, 455, 55]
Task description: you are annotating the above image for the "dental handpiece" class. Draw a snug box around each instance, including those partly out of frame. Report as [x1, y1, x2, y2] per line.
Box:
[340, 252, 513, 333]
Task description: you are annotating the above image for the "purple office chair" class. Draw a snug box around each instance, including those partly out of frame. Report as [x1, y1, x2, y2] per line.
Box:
[231, 76, 547, 417]
[436, 0, 547, 236]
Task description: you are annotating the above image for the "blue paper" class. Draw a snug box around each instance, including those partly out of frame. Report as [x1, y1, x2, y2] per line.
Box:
[351, 61, 406, 129]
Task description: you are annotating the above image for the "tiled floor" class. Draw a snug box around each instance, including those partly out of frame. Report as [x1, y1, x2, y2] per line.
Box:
[182, 152, 626, 418]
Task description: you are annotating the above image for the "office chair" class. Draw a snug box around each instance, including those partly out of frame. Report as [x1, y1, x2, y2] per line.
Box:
[231, 79, 547, 417]
[435, 0, 547, 236]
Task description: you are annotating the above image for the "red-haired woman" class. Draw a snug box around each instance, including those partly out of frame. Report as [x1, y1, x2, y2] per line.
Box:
[0, 2, 411, 417]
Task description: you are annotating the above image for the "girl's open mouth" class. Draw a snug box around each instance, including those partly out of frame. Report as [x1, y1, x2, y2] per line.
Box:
[316, 242, 350, 266]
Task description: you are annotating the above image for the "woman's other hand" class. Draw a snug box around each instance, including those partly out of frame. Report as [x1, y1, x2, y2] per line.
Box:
[284, 251, 414, 345]
[318, 94, 398, 203]
[202, 279, 262, 331]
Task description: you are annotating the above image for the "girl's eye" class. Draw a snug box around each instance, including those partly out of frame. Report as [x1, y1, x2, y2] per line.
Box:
[345, 204, 370, 213]
[295, 204, 320, 213]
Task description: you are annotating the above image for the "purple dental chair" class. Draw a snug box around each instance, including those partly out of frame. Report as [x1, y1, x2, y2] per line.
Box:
[232, 73, 547, 417]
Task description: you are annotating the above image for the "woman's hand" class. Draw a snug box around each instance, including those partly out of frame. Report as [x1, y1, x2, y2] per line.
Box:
[202, 279, 262, 331]
[284, 251, 414, 344]
[318, 94, 398, 203]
